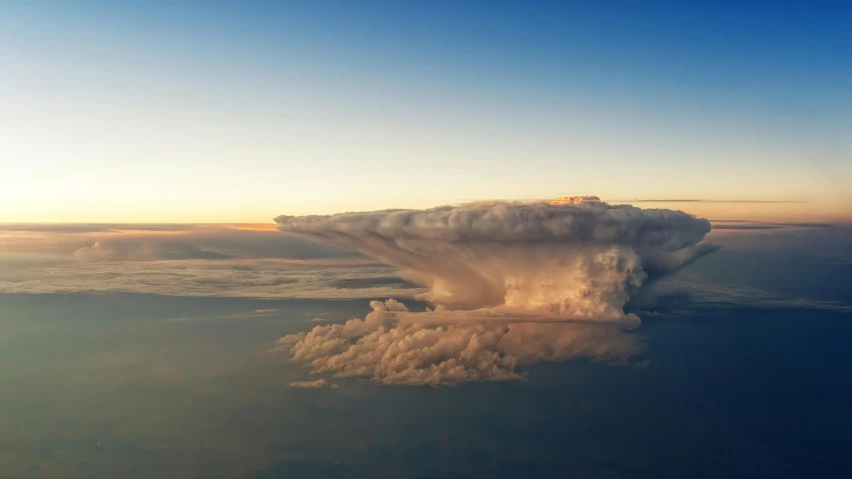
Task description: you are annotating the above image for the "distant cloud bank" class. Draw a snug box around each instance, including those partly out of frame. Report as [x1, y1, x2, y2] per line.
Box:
[3, 212, 849, 387]
[0, 258, 415, 299]
[0, 223, 352, 263]
[621, 199, 806, 204]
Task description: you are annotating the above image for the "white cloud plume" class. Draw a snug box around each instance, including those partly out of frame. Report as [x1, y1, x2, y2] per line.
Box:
[276, 196, 716, 313]
[275, 197, 717, 385]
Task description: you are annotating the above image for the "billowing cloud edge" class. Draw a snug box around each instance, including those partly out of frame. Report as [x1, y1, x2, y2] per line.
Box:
[273, 197, 717, 385]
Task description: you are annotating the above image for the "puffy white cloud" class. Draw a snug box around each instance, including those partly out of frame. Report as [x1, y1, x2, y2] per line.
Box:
[278, 300, 644, 386]
[275, 197, 717, 385]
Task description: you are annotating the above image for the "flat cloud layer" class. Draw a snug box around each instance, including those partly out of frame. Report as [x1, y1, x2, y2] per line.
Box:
[0, 258, 416, 299]
[275, 197, 718, 385]
[0, 223, 351, 263]
[0, 224, 397, 299]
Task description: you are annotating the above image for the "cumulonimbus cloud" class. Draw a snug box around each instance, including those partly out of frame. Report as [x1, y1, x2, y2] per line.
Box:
[274, 196, 718, 385]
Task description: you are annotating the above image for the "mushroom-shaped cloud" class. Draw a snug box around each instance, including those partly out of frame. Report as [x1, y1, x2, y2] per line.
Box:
[274, 197, 718, 385]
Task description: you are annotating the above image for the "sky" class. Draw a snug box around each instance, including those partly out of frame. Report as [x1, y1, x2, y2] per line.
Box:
[1, 0, 851, 222]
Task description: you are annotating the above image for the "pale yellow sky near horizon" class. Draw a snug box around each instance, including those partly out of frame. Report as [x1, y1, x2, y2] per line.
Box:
[1, 198, 849, 225]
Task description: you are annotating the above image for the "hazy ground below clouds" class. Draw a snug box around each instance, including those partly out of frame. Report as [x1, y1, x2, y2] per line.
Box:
[1, 222, 851, 478]
[1, 292, 851, 479]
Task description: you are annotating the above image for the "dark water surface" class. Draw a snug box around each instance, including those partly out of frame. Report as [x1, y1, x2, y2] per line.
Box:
[1, 293, 850, 478]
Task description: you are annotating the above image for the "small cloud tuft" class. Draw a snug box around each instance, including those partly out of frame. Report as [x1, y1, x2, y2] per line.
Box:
[290, 379, 328, 388]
